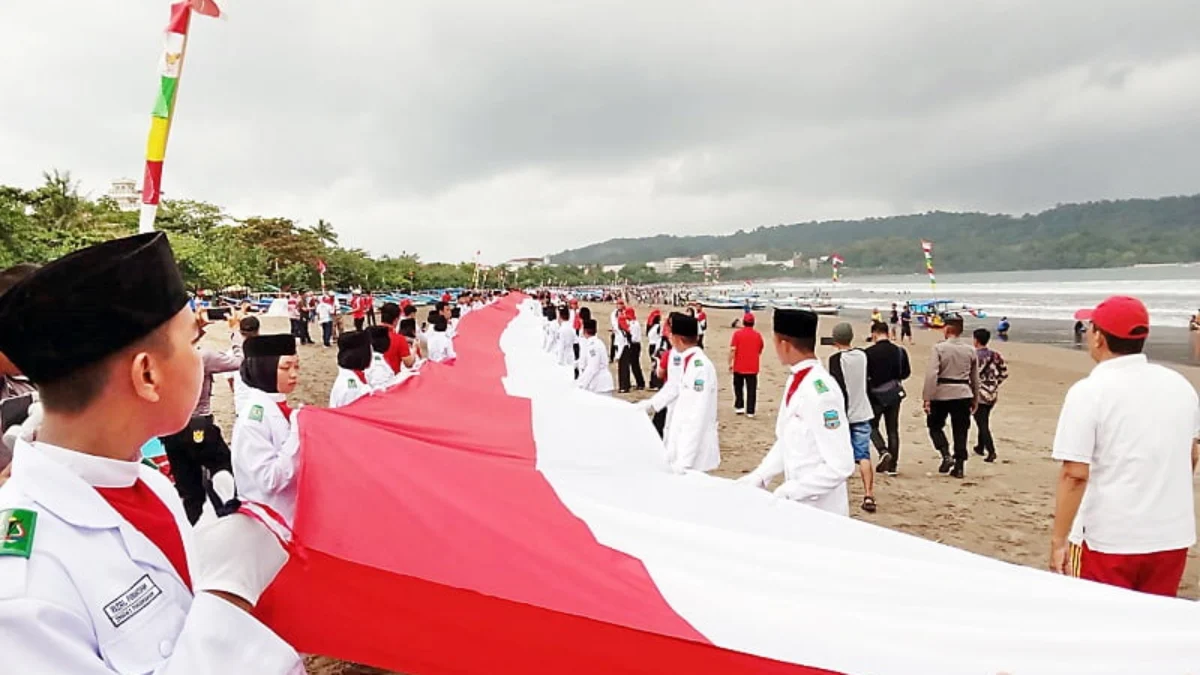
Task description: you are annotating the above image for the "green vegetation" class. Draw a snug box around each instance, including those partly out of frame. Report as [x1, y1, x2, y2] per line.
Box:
[0, 171, 535, 291]
[550, 195, 1200, 274]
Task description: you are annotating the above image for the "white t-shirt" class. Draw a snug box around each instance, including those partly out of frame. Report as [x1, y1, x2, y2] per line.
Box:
[1052, 354, 1200, 554]
[316, 302, 334, 324]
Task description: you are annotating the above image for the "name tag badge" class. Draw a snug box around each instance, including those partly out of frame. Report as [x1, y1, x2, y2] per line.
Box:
[104, 575, 163, 627]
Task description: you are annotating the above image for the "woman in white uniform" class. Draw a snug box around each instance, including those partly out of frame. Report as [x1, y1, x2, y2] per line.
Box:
[329, 330, 375, 408]
[231, 334, 303, 525]
[365, 326, 398, 387]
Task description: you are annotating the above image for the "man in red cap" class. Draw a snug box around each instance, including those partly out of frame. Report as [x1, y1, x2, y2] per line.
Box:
[1050, 296, 1199, 596]
[729, 312, 764, 417]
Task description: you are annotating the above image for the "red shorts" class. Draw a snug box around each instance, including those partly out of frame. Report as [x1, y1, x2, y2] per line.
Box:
[1072, 542, 1187, 597]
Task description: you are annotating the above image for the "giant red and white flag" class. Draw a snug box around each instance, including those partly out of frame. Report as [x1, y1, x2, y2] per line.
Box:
[256, 295, 1200, 674]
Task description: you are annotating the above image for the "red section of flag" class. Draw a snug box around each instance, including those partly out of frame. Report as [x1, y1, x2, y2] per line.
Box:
[255, 296, 838, 674]
[142, 161, 164, 205]
[187, 0, 222, 18]
[167, 1, 192, 34]
[316, 259, 327, 275]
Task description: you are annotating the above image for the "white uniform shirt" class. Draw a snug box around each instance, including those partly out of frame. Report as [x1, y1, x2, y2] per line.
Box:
[657, 346, 720, 472]
[748, 359, 856, 516]
[556, 321, 577, 367]
[629, 320, 643, 345]
[1052, 354, 1200, 554]
[647, 347, 686, 426]
[426, 331, 456, 363]
[0, 440, 301, 674]
[233, 388, 301, 525]
[366, 352, 397, 388]
[576, 335, 615, 394]
[646, 324, 662, 354]
[316, 302, 333, 324]
[329, 368, 374, 408]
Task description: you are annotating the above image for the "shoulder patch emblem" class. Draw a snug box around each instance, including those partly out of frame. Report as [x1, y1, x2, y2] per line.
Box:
[347, 379, 358, 389]
[672, 355, 682, 366]
[814, 379, 830, 394]
[823, 409, 841, 430]
[248, 404, 264, 422]
[0, 509, 37, 559]
[693, 359, 704, 367]
[693, 378, 705, 392]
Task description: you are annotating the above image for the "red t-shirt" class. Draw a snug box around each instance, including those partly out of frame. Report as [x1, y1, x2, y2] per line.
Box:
[730, 327, 764, 375]
[384, 327, 412, 373]
[351, 297, 366, 319]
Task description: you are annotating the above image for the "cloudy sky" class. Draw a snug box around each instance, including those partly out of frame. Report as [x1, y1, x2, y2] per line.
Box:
[3, 1, 1199, 262]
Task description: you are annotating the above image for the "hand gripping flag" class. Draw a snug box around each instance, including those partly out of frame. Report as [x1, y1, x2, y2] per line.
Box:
[256, 295, 1200, 675]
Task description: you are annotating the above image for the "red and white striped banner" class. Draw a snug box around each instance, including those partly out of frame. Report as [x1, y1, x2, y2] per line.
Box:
[256, 295, 1200, 674]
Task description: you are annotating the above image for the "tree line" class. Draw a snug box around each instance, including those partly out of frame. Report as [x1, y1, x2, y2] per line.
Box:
[550, 194, 1200, 273]
[0, 171, 640, 292]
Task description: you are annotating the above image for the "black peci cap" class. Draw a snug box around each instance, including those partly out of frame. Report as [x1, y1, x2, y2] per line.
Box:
[773, 308, 818, 339]
[672, 315, 699, 338]
[0, 233, 188, 384]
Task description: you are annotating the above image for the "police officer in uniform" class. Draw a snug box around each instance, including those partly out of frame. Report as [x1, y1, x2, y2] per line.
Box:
[738, 309, 856, 516]
[0, 233, 301, 673]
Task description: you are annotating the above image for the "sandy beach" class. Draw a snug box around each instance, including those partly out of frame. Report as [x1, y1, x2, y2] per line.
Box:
[201, 305, 1200, 675]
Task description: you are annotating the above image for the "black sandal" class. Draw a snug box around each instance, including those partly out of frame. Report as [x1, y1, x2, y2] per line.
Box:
[862, 496, 877, 513]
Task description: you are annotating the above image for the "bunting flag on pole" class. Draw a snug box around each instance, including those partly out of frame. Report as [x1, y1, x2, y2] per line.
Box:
[829, 254, 844, 283]
[920, 240, 936, 291]
[138, 0, 224, 233]
[254, 295, 1200, 674]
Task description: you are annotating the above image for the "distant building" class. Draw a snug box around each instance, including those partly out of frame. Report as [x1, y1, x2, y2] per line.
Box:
[726, 253, 769, 270]
[503, 256, 547, 272]
[107, 178, 139, 212]
[601, 264, 624, 274]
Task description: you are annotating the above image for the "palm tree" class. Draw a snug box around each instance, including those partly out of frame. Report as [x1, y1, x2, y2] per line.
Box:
[309, 218, 338, 247]
[35, 169, 86, 229]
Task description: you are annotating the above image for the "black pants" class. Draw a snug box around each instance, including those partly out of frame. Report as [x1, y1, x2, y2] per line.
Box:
[649, 349, 663, 389]
[617, 346, 644, 391]
[354, 317, 365, 332]
[652, 407, 668, 438]
[974, 403, 995, 456]
[367, 309, 377, 327]
[299, 317, 313, 345]
[289, 318, 301, 339]
[161, 416, 232, 525]
[628, 343, 645, 389]
[322, 321, 333, 347]
[871, 401, 901, 463]
[927, 398, 973, 462]
[733, 373, 758, 414]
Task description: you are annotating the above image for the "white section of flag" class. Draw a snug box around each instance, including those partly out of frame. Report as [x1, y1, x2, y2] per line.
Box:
[498, 300, 1200, 675]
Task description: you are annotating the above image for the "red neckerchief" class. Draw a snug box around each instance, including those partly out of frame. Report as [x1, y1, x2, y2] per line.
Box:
[94, 481, 192, 590]
[684, 352, 696, 371]
[354, 370, 368, 384]
[276, 401, 294, 420]
[785, 367, 814, 406]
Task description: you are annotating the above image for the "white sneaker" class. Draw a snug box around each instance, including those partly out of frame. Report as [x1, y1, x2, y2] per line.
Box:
[734, 408, 745, 415]
[746, 413, 755, 419]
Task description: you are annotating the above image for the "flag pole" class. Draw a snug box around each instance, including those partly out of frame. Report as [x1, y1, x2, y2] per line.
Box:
[140, 1, 199, 233]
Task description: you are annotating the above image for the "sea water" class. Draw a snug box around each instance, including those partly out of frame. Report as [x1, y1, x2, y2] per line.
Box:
[755, 265, 1200, 328]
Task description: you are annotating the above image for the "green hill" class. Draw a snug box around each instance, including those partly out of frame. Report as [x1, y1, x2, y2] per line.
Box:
[549, 195, 1200, 274]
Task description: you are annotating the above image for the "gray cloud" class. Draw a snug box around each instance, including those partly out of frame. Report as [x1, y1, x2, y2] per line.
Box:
[2, 0, 1199, 261]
